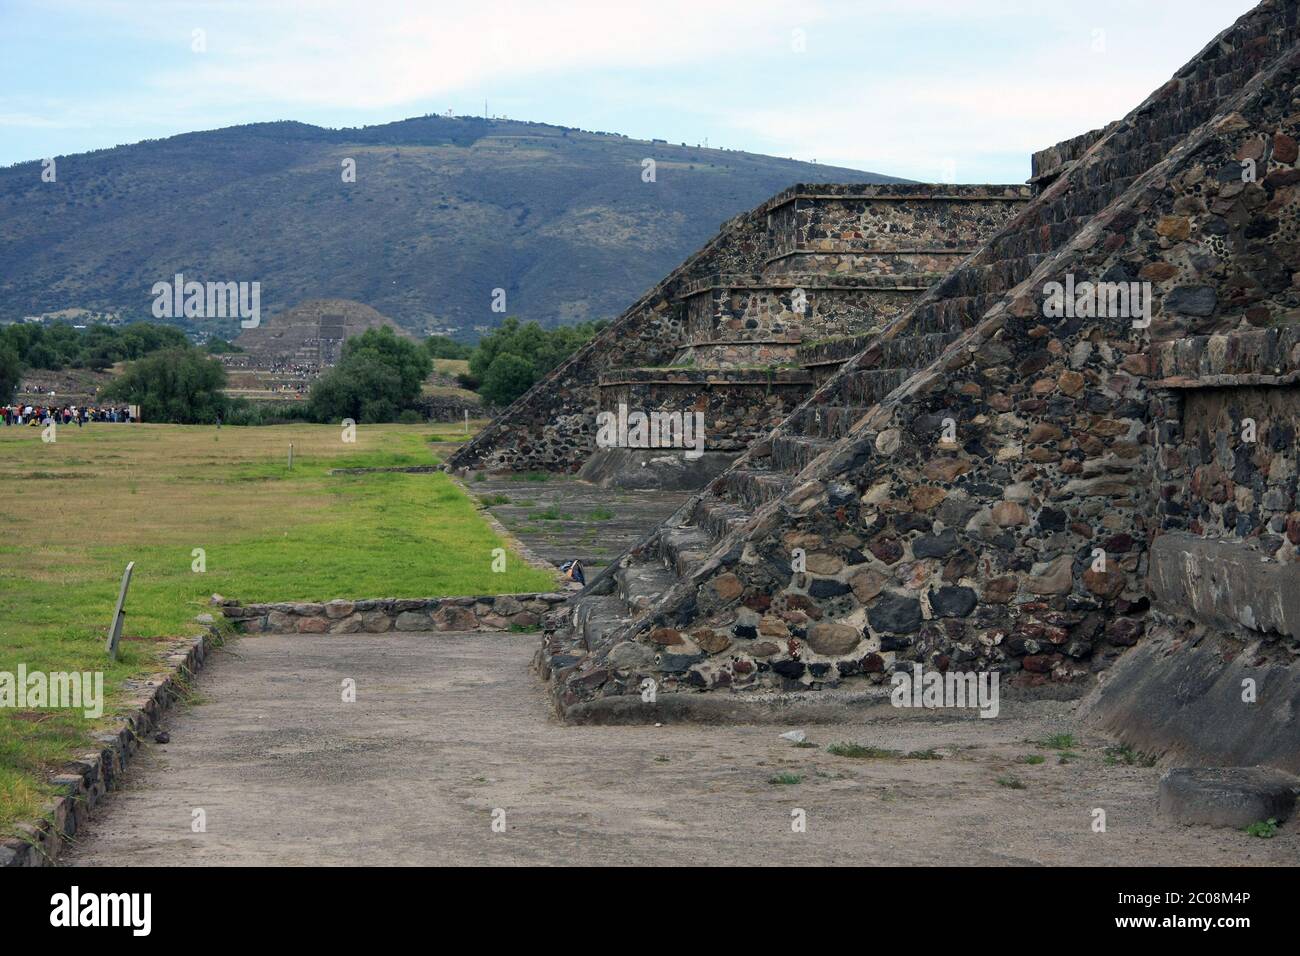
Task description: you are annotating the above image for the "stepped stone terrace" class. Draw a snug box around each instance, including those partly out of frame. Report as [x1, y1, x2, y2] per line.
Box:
[452, 0, 1300, 775]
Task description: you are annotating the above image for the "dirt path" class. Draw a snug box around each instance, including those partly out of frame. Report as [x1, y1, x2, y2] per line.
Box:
[63, 632, 1298, 866]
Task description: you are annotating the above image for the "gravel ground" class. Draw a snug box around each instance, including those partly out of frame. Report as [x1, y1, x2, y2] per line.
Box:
[63, 632, 1299, 866]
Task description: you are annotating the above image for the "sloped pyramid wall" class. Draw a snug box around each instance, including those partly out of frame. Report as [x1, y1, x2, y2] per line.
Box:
[448, 184, 1027, 476]
[543, 0, 1300, 743]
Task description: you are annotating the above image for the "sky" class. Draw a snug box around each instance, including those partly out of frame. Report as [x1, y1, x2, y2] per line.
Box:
[0, 0, 1262, 183]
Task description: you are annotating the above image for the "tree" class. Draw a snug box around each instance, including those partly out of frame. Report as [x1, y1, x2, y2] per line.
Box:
[479, 352, 536, 406]
[424, 335, 471, 360]
[0, 320, 189, 372]
[102, 347, 230, 423]
[467, 318, 603, 406]
[306, 327, 431, 423]
[0, 345, 22, 403]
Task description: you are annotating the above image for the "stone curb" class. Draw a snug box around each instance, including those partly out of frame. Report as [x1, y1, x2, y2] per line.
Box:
[0, 622, 227, 868]
[556, 680, 1089, 725]
[218, 592, 571, 635]
[327, 465, 442, 475]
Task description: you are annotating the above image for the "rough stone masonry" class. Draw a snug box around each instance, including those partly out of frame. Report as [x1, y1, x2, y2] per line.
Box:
[454, 2, 1300, 777]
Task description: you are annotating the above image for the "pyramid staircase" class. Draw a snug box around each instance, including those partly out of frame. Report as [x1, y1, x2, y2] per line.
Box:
[541, 0, 1300, 719]
[585, 185, 1027, 478]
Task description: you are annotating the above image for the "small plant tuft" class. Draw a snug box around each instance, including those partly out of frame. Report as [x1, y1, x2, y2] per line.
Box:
[1245, 819, 1279, 839]
[827, 742, 897, 759]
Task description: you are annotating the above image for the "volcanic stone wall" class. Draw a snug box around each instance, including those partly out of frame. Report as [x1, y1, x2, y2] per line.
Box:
[763, 184, 1030, 276]
[449, 184, 1029, 474]
[678, 276, 925, 364]
[547, 4, 1300, 714]
[596, 369, 814, 453]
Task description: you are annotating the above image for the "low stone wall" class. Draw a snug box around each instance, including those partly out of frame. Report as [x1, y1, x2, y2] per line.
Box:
[679, 275, 930, 360]
[1, 622, 225, 867]
[763, 184, 1031, 274]
[218, 593, 570, 634]
[597, 368, 813, 453]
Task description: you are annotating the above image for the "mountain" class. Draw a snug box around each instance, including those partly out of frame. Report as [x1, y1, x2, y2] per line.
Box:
[0, 116, 905, 338]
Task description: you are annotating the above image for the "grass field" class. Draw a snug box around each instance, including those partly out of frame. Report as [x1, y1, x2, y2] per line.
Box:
[0, 421, 555, 836]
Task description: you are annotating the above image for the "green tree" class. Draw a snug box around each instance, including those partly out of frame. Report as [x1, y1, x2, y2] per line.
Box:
[306, 327, 431, 423]
[102, 347, 230, 424]
[424, 335, 471, 360]
[479, 352, 536, 406]
[467, 318, 603, 405]
[0, 345, 22, 403]
[0, 320, 190, 371]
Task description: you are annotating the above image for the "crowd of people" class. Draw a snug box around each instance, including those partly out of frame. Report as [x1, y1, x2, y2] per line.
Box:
[2, 404, 135, 426]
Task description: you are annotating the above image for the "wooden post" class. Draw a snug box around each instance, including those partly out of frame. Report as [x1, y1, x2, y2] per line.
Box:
[464, 409, 469, 434]
[288, 443, 294, 470]
[105, 561, 135, 660]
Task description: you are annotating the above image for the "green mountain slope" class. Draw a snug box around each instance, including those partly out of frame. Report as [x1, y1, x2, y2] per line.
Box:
[0, 116, 905, 337]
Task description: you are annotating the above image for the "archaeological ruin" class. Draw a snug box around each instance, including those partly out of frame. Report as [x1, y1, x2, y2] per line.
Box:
[447, 0, 1300, 774]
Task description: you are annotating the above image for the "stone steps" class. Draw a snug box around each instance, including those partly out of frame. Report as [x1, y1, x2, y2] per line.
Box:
[573, 594, 632, 650]
[615, 562, 678, 614]
[715, 468, 794, 509]
[771, 434, 838, 473]
[834, 367, 910, 406]
[798, 404, 871, 440]
[693, 495, 754, 543]
[798, 329, 959, 370]
[539, 1, 1300, 713]
[659, 525, 714, 577]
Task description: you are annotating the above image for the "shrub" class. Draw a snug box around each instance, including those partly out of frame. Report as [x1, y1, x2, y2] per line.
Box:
[102, 347, 231, 424]
[307, 326, 431, 423]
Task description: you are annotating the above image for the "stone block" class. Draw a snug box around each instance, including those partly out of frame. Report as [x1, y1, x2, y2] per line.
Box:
[1158, 767, 1298, 828]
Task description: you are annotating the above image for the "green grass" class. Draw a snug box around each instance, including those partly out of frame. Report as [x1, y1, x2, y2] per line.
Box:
[824, 742, 941, 760]
[996, 776, 1026, 789]
[1038, 733, 1076, 751]
[588, 507, 615, 521]
[827, 742, 897, 759]
[1019, 754, 1046, 765]
[0, 422, 555, 836]
[1103, 745, 1158, 767]
[768, 772, 803, 785]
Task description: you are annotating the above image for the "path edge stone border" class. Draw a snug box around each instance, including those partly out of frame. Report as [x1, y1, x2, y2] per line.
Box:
[0, 621, 227, 868]
[219, 592, 572, 634]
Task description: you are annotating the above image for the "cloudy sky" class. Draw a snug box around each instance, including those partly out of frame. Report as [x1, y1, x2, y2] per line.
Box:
[0, 0, 1260, 181]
